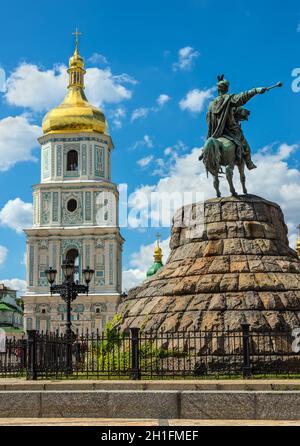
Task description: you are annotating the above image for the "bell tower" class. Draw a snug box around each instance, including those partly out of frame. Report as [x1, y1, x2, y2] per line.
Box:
[22, 35, 124, 333]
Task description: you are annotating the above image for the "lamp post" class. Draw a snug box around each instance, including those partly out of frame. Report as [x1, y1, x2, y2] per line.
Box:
[45, 261, 94, 374]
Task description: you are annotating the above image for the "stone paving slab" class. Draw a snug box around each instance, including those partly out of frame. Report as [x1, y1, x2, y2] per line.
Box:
[0, 418, 300, 426]
[40, 390, 179, 419]
[181, 391, 256, 419]
[1, 389, 300, 419]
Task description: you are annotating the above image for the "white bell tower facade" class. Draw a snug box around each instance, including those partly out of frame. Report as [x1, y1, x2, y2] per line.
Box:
[22, 38, 123, 333]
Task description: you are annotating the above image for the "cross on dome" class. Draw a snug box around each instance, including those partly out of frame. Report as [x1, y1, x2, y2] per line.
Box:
[72, 28, 82, 47]
[156, 232, 161, 246]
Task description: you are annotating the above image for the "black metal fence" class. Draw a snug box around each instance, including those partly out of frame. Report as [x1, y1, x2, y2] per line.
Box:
[1, 324, 300, 380]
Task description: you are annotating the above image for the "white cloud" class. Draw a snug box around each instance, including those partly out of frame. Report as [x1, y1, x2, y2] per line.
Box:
[0, 67, 6, 92]
[5, 63, 136, 111]
[122, 269, 146, 291]
[21, 252, 26, 266]
[179, 87, 215, 113]
[164, 140, 187, 156]
[131, 107, 150, 122]
[128, 142, 300, 248]
[249, 143, 300, 246]
[152, 140, 188, 176]
[157, 94, 171, 107]
[122, 238, 170, 290]
[0, 245, 8, 266]
[152, 158, 166, 177]
[0, 198, 33, 233]
[287, 224, 298, 250]
[173, 46, 200, 71]
[0, 116, 40, 171]
[2, 278, 27, 293]
[88, 53, 108, 65]
[109, 106, 126, 129]
[85, 67, 135, 107]
[132, 134, 154, 150]
[5, 63, 68, 111]
[131, 94, 170, 122]
[128, 146, 207, 227]
[137, 155, 154, 168]
[143, 135, 154, 148]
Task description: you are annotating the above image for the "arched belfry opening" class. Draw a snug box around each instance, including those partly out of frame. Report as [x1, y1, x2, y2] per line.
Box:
[65, 248, 80, 282]
[67, 150, 78, 171]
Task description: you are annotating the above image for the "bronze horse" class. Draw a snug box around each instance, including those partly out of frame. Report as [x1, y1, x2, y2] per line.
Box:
[200, 136, 247, 197]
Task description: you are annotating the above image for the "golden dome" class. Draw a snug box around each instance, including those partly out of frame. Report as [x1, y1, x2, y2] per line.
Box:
[146, 235, 164, 277]
[297, 240, 300, 258]
[153, 235, 163, 263]
[297, 225, 300, 258]
[42, 41, 109, 135]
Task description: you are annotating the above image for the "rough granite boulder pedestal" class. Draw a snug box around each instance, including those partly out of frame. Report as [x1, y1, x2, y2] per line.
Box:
[118, 195, 300, 332]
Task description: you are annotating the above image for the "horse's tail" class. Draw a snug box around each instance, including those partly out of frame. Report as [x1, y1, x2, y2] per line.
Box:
[202, 137, 222, 177]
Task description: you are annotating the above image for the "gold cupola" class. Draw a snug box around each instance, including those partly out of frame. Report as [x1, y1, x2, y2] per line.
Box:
[146, 233, 164, 277]
[153, 240, 163, 263]
[42, 33, 109, 135]
[297, 225, 300, 260]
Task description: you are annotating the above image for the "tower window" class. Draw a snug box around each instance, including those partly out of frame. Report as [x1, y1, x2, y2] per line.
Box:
[65, 248, 80, 282]
[67, 199, 77, 212]
[67, 150, 78, 171]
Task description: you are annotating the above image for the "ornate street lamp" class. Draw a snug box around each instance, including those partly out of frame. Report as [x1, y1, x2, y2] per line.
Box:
[45, 267, 57, 285]
[61, 260, 75, 281]
[82, 266, 94, 284]
[45, 260, 94, 374]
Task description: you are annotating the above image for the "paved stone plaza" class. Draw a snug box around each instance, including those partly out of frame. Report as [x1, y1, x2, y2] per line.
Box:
[1, 418, 300, 426]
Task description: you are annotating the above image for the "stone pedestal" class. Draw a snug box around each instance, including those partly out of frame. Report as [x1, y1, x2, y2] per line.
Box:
[118, 195, 300, 332]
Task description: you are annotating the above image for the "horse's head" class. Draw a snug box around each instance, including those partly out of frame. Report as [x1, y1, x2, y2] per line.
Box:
[235, 107, 250, 122]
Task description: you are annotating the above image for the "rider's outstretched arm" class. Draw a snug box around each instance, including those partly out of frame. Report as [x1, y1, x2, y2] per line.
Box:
[231, 87, 266, 107]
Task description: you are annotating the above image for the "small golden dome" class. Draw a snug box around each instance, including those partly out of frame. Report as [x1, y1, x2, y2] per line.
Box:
[154, 245, 162, 257]
[296, 225, 300, 259]
[146, 235, 164, 277]
[297, 239, 300, 256]
[42, 40, 109, 135]
[153, 235, 163, 263]
[69, 44, 84, 69]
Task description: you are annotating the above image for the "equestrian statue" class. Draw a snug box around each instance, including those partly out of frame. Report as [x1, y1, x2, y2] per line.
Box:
[198, 75, 282, 197]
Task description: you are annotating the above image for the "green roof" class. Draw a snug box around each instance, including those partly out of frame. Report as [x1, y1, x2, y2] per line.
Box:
[0, 303, 14, 312]
[0, 302, 23, 314]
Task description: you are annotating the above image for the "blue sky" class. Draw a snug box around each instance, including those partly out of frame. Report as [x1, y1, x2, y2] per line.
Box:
[0, 0, 300, 291]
